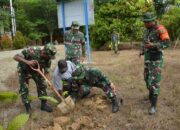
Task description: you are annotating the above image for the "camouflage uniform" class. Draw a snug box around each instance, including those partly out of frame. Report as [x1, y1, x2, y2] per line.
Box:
[73, 66, 115, 98]
[16, 44, 56, 104]
[71, 65, 121, 113]
[111, 30, 120, 54]
[141, 12, 170, 114]
[64, 21, 86, 65]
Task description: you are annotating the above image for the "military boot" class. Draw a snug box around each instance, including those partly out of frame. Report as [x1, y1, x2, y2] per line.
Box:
[149, 95, 158, 115]
[70, 91, 78, 102]
[24, 102, 32, 115]
[111, 96, 121, 113]
[41, 100, 53, 112]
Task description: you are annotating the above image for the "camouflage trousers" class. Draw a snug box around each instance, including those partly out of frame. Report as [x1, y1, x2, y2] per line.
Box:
[112, 42, 118, 54]
[18, 68, 48, 104]
[144, 59, 163, 95]
[62, 81, 116, 99]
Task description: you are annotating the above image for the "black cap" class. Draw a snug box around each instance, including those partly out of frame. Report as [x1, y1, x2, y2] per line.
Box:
[58, 59, 68, 74]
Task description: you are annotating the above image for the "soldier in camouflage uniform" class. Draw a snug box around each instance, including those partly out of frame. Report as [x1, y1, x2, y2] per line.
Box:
[71, 65, 122, 113]
[14, 43, 57, 114]
[139, 12, 170, 115]
[64, 21, 86, 65]
[111, 29, 120, 54]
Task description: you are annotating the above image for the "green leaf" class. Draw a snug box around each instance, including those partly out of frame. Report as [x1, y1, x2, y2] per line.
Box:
[39, 96, 59, 104]
[0, 92, 18, 101]
[0, 125, 4, 130]
[28, 95, 38, 101]
[7, 114, 29, 130]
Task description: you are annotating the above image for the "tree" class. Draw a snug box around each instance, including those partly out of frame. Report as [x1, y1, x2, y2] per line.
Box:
[14, 0, 57, 43]
[35, 0, 57, 42]
[90, 0, 145, 49]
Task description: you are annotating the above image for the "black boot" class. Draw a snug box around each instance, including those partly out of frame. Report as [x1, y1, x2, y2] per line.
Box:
[111, 96, 121, 113]
[41, 100, 53, 112]
[149, 95, 158, 115]
[25, 102, 32, 115]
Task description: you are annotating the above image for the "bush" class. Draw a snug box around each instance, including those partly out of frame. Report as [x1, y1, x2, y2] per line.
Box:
[0, 34, 13, 49]
[13, 31, 26, 49]
[161, 7, 180, 41]
[90, 0, 144, 50]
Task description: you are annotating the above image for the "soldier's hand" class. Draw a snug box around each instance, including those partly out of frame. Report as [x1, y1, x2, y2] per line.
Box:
[145, 42, 154, 49]
[26, 60, 37, 66]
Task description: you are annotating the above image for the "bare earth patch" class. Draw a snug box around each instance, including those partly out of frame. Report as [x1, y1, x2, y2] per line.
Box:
[0, 46, 180, 130]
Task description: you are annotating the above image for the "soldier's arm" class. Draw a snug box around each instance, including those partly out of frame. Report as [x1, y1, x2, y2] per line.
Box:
[154, 26, 170, 49]
[53, 66, 63, 91]
[63, 31, 71, 45]
[81, 33, 86, 57]
[13, 49, 36, 66]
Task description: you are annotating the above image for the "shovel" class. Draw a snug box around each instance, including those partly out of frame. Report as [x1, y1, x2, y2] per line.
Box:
[30, 61, 75, 114]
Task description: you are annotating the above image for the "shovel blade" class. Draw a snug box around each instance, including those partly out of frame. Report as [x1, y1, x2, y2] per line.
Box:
[57, 96, 75, 114]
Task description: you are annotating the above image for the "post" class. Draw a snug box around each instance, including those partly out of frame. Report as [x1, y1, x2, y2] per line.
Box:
[10, 0, 16, 37]
[84, 0, 91, 63]
[61, 0, 66, 33]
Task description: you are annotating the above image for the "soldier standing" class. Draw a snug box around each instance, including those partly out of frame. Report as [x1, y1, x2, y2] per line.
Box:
[64, 21, 86, 65]
[111, 29, 120, 54]
[14, 43, 57, 114]
[139, 12, 170, 115]
[71, 65, 123, 113]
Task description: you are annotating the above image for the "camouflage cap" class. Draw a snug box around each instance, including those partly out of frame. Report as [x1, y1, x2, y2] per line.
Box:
[43, 43, 57, 59]
[58, 59, 68, 74]
[142, 12, 156, 22]
[72, 65, 86, 80]
[71, 21, 80, 30]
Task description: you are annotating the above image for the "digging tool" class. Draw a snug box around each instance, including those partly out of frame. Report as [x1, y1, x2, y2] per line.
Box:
[30, 61, 75, 114]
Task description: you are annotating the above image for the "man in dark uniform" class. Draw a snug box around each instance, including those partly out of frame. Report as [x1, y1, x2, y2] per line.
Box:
[139, 12, 170, 115]
[14, 43, 57, 114]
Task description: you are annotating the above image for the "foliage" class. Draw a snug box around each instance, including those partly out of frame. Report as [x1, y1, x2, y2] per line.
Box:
[39, 96, 59, 104]
[90, 0, 147, 49]
[161, 7, 180, 41]
[0, 91, 18, 101]
[0, 34, 13, 49]
[14, 0, 57, 43]
[13, 31, 26, 49]
[0, 3, 10, 31]
[0, 125, 4, 130]
[7, 114, 29, 130]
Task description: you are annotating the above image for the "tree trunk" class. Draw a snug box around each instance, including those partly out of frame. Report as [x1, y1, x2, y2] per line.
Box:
[49, 31, 53, 43]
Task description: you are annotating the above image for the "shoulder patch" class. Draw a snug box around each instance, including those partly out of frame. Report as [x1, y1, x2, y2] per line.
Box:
[157, 25, 170, 41]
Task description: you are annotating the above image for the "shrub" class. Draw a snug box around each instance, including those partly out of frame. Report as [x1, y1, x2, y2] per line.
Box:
[161, 7, 180, 41]
[0, 34, 13, 49]
[13, 31, 26, 49]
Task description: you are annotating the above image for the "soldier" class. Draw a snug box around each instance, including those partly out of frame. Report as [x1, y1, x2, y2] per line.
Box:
[64, 21, 86, 65]
[139, 12, 170, 115]
[71, 65, 123, 113]
[111, 29, 120, 54]
[14, 43, 57, 114]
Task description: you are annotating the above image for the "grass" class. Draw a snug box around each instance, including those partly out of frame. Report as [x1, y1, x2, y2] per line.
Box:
[0, 47, 180, 130]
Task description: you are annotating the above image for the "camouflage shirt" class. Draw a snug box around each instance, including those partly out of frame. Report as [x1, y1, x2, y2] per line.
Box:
[17, 46, 51, 73]
[111, 32, 119, 44]
[64, 30, 86, 58]
[141, 24, 170, 62]
[76, 67, 111, 87]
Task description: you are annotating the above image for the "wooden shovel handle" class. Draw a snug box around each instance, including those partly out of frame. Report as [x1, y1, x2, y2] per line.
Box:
[30, 62, 65, 102]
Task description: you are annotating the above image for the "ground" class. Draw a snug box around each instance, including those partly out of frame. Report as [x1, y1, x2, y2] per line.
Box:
[0, 45, 180, 130]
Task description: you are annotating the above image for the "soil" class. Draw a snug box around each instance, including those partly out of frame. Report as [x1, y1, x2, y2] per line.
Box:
[0, 45, 180, 130]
